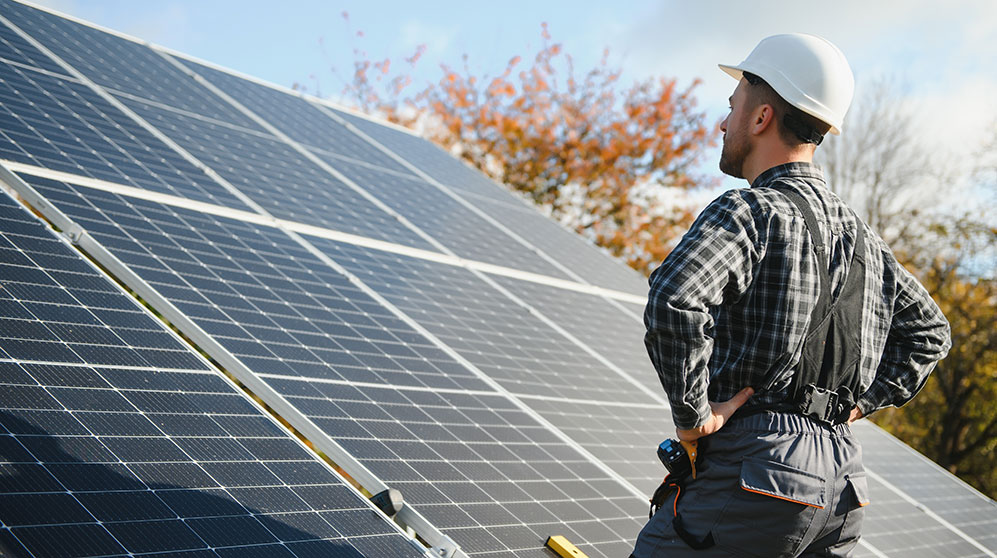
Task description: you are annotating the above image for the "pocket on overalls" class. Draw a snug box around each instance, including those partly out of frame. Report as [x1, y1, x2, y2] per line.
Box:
[713, 457, 825, 558]
[845, 472, 869, 507]
[834, 471, 870, 547]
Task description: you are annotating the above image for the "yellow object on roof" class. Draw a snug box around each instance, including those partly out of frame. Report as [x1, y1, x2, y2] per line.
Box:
[544, 535, 589, 557]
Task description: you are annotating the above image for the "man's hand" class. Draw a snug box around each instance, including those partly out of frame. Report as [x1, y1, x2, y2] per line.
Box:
[847, 406, 863, 424]
[676, 387, 754, 442]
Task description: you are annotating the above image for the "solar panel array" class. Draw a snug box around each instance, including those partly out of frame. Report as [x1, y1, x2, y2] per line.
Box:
[0, 184, 427, 557]
[0, 2, 994, 557]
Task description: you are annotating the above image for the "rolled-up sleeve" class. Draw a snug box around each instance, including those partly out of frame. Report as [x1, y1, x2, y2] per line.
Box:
[644, 191, 759, 429]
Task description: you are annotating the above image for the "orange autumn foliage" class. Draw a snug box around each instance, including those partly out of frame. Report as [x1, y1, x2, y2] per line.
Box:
[337, 22, 719, 273]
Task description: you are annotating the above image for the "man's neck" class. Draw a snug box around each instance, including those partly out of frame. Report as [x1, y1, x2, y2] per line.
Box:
[743, 145, 816, 185]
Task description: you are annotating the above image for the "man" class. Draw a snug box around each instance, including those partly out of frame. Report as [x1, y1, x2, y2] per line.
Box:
[630, 34, 951, 557]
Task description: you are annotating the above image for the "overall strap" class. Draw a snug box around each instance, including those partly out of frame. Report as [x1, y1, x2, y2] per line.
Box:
[771, 186, 832, 396]
[776, 187, 832, 307]
[769, 184, 867, 424]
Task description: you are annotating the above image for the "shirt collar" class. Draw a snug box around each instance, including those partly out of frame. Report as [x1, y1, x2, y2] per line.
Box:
[750, 162, 825, 189]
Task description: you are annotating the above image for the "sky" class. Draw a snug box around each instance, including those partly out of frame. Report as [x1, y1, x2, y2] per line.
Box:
[28, 0, 997, 195]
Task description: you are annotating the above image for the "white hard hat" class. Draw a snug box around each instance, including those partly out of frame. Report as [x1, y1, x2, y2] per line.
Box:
[719, 33, 854, 135]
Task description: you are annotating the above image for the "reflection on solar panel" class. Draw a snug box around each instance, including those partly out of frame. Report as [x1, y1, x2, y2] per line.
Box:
[0, 1, 994, 557]
[0, 188, 426, 557]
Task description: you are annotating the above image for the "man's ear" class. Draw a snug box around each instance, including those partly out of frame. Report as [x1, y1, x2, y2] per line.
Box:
[750, 104, 775, 136]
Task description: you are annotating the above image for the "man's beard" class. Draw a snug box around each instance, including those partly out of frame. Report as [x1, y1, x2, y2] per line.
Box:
[719, 128, 750, 179]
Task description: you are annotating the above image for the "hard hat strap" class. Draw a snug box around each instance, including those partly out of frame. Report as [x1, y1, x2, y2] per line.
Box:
[743, 72, 827, 145]
[783, 112, 825, 145]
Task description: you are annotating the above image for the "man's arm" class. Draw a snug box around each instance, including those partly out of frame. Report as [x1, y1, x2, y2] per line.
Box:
[856, 255, 952, 416]
[644, 190, 759, 431]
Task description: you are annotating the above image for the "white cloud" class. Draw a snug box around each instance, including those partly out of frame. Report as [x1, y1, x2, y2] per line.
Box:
[397, 19, 457, 60]
[118, 3, 191, 48]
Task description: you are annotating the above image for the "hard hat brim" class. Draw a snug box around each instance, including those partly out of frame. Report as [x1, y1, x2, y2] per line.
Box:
[716, 62, 842, 135]
[718, 64, 744, 81]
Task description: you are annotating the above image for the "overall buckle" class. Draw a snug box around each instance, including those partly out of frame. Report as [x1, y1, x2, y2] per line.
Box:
[798, 384, 849, 425]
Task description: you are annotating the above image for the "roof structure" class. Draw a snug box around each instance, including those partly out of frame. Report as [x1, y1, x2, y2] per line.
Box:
[0, 1, 994, 557]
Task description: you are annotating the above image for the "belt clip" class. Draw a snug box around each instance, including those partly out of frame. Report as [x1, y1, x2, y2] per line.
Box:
[800, 384, 838, 425]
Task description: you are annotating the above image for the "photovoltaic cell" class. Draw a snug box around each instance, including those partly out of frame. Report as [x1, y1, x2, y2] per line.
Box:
[0, 187, 425, 558]
[0, 0, 262, 130]
[476, 277, 672, 491]
[858, 472, 989, 557]
[22, 177, 464, 385]
[175, 56, 419, 177]
[318, 240, 655, 405]
[118, 97, 440, 252]
[277, 380, 645, 558]
[18, 174, 647, 557]
[0, 15, 68, 76]
[469, 196, 650, 296]
[324, 102, 650, 296]
[333, 108, 517, 204]
[523, 397, 669, 494]
[310, 240, 665, 491]
[325, 159, 574, 279]
[853, 422, 997, 553]
[173, 54, 580, 279]
[0, 57, 249, 209]
[490, 277, 658, 394]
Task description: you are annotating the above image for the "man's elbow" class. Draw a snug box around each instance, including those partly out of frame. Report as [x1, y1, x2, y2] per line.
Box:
[929, 313, 953, 358]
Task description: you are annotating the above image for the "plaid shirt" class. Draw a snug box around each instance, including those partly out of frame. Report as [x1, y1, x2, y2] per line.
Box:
[644, 162, 951, 430]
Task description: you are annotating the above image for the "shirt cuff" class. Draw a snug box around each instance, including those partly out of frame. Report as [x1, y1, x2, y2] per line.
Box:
[856, 394, 881, 419]
[672, 394, 713, 431]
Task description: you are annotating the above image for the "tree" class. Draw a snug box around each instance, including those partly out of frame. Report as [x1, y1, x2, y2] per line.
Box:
[314, 18, 719, 273]
[816, 78, 956, 250]
[819, 78, 997, 497]
[872, 220, 997, 497]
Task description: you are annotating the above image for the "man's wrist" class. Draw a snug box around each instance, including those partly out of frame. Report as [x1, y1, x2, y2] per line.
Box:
[672, 397, 712, 431]
[855, 396, 877, 419]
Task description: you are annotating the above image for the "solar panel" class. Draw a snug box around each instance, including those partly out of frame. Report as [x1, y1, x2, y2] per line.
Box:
[310, 239, 667, 492]
[168, 54, 577, 280]
[10, 173, 646, 557]
[326, 104, 652, 298]
[325, 160, 577, 279]
[858, 473, 990, 557]
[333, 108, 523, 204]
[1, 1, 994, 556]
[0, 56, 244, 208]
[460, 195, 651, 296]
[0, 0, 261, 129]
[0, 16, 66, 75]
[0, 187, 427, 557]
[175, 57, 419, 178]
[117, 96, 442, 250]
[488, 276, 656, 392]
[853, 421, 997, 554]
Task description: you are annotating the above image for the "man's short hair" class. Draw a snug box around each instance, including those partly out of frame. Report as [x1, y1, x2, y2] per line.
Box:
[743, 72, 830, 146]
